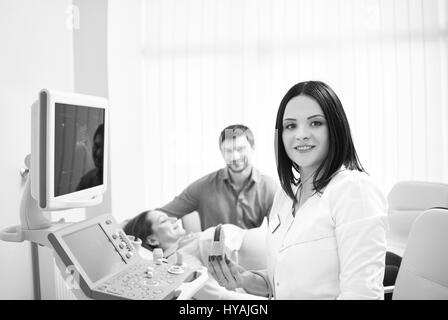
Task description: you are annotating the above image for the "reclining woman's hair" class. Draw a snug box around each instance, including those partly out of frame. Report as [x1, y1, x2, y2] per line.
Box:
[123, 210, 159, 251]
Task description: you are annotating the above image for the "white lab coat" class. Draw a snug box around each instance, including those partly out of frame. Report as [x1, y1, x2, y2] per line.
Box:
[266, 169, 388, 299]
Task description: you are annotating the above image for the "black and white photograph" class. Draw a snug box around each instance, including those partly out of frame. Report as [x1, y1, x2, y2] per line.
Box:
[1, 0, 448, 307]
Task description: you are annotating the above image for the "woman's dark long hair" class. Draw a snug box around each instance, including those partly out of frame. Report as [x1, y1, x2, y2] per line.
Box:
[122, 211, 159, 251]
[274, 81, 365, 200]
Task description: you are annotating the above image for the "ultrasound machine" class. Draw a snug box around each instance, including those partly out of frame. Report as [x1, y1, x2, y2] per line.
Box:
[0, 89, 207, 300]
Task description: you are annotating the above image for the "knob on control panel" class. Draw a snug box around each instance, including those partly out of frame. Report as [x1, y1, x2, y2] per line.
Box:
[175, 252, 184, 266]
[153, 248, 163, 265]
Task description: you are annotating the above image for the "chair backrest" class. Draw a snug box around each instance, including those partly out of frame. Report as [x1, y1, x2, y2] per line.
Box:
[392, 208, 448, 300]
[387, 181, 448, 256]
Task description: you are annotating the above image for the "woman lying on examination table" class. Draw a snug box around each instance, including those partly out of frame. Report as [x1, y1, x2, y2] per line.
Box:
[123, 210, 268, 300]
[209, 81, 388, 300]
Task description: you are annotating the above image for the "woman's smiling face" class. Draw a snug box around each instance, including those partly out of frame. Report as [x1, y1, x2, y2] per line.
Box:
[282, 95, 329, 177]
[146, 210, 186, 249]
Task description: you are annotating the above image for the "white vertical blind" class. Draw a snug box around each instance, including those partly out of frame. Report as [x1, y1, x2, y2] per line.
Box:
[141, 0, 448, 207]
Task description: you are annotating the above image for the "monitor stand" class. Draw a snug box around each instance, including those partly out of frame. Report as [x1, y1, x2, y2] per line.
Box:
[0, 154, 69, 248]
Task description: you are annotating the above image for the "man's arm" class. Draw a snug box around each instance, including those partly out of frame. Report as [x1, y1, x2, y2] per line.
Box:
[156, 180, 202, 219]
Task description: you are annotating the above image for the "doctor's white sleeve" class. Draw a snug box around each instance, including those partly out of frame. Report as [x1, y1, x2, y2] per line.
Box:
[331, 174, 388, 300]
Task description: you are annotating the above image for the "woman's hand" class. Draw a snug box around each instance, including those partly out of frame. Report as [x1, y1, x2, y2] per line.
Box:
[208, 251, 249, 290]
[208, 251, 270, 297]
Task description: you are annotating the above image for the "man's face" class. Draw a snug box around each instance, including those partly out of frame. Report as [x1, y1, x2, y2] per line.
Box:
[220, 135, 254, 173]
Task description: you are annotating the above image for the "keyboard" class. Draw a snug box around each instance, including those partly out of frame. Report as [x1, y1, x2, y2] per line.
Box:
[92, 259, 197, 300]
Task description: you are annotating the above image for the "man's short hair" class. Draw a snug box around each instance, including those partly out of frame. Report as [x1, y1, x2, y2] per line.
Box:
[218, 124, 255, 148]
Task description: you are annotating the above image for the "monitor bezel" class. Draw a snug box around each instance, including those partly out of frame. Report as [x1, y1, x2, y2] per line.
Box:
[34, 89, 109, 210]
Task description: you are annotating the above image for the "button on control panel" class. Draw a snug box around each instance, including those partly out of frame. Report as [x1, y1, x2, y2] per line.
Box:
[104, 222, 136, 261]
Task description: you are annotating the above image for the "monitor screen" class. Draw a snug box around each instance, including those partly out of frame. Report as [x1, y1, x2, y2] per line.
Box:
[62, 224, 126, 283]
[54, 103, 105, 197]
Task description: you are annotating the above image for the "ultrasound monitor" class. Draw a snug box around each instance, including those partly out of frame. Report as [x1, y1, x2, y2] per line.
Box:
[31, 89, 109, 210]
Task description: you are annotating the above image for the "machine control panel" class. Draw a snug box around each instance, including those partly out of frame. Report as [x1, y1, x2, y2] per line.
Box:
[48, 213, 206, 300]
[93, 258, 196, 300]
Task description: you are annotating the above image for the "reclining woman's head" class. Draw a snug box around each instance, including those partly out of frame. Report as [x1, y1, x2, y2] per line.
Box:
[123, 210, 186, 251]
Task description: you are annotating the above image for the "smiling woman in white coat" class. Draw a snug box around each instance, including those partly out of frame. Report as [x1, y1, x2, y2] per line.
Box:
[209, 80, 388, 300]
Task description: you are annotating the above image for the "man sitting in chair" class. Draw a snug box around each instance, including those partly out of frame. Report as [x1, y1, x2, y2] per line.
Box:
[123, 210, 268, 300]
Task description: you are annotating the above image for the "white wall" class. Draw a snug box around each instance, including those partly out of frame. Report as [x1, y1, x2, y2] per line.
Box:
[108, 0, 147, 223]
[140, 0, 448, 205]
[0, 0, 147, 299]
[0, 0, 74, 299]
